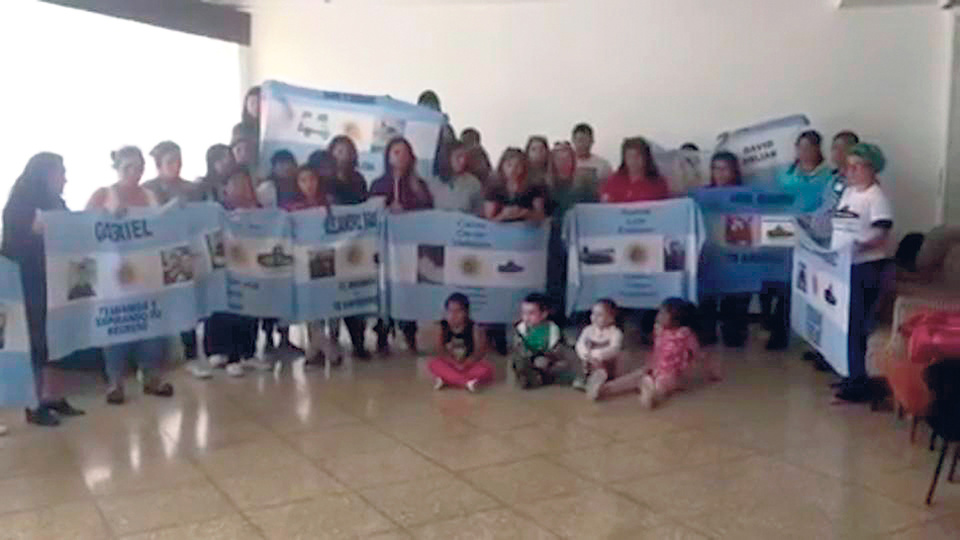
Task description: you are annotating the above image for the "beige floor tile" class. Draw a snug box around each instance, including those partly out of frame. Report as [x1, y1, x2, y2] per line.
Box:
[118, 515, 264, 540]
[857, 466, 960, 512]
[522, 487, 664, 539]
[244, 492, 396, 539]
[409, 508, 557, 539]
[0, 434, 78, 479]
[371, 414, 477, 443]
[628, 523, 710, 540]
[573, 413, 683, 441]
[634, 430, 753, 468]
[778, 443, 917, 482]
[0, 471, 91, 514]
[889, 512, 960, 540]
[461, 401, 552, 431]
[161, 418, 275, 456]
[463, 457, 595, 505]
[80, 457, 204, 497]
[194, 439, 313, 479]
[256, 404, 361, 434]
[685, 502, 839, 540]
[411, 432, 533, 470]
[612, 466, 757, 518]
[360, 475, 500, 527]
[214, 461, 347, 509]
[497, 423, 612, 455]
[323, 445, 448, 489]
[550, 442, 673, 483]
[96, 481, 234, 536]
[0, 500, 109, 540]
[288, 424, 399, 461]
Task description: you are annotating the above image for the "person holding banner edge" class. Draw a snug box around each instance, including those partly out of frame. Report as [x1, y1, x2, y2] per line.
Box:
[370, 137, 434, 355]
[86, 147, 174, 405]
[832, 143, 894, 403]
[2, 153, 85, 427]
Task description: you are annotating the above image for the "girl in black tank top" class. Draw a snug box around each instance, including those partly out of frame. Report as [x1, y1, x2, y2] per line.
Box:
[442, 320, 475, 361]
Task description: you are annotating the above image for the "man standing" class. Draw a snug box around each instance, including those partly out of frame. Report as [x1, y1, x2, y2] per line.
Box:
[572, 123, 613, 189]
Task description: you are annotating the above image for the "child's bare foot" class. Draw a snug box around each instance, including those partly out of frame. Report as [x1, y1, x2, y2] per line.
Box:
[585, 369, 609, 401]
[639, 375, 657, 410]
[433, 378, 445, 390]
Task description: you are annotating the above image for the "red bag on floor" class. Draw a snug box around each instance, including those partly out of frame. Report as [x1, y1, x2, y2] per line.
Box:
[890, 311, 960, 414]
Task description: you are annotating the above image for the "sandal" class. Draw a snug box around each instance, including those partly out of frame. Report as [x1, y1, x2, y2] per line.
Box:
[143, 380, 174, 398]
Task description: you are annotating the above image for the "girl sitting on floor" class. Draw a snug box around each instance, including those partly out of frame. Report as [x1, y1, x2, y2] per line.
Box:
[428, 293, 493, 392]
[573, 299, 624, 401]
[599, 298, 722, 408]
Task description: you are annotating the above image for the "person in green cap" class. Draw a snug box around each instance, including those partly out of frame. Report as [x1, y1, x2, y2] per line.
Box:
[832, 142, 894, 403]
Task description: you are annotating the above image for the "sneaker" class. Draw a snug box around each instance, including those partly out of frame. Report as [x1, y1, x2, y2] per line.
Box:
[243, 357, 275, 372]
[434, 377, 445, 390]
[143, 380, 174, 398]
[571, 376, 587, 392]
[226, 363, 245, 377]
[208, 354, 228, 368]
[585, 369, 609, 401]
[466, 379, 479, 393]
[106, 386, 125, 405]
[187, 360, 214, 379]
[25, 406, 60, 427]
[639, 375, 656, 410]
[46, 399, 85, 417]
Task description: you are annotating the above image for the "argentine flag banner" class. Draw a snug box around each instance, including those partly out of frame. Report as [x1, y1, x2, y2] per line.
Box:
[565, 199, 701, 314]
[383, 211, 549, 323]
[0, 257, 36, 407]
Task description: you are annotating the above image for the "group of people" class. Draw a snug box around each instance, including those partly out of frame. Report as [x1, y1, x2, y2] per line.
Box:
[0, 85, 895, 433]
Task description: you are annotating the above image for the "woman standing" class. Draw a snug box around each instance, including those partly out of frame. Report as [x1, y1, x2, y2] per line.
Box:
[484, 148, 547, 223]
[142, 141, 201, 205]
[370, 137, 433, 354]
[525, 136, 551, 187]
[545, 142, 597, 318]
[699, 152, 750, 347]
[196, 144, 235, 203]
[86, 147, 174, 404]
[328, 136, 372, 359]
[1, 153, 85, 427]
[777, 130, 833, 211]
[599, 137, 670, 203]
[833, 143, 894, 402]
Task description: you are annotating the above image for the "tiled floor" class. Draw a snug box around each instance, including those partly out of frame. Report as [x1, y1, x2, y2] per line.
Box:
[1, 332, 958, 539]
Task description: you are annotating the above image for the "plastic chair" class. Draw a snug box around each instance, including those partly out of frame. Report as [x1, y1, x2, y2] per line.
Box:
[922, 358, 960, 505]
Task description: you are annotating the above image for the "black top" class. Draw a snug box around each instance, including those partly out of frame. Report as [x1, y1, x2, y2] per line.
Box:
[1, 190, 67, 284]
[441, 320, 475, 360]
[484, 184, 548, 212]
[330, 172, 369, 205]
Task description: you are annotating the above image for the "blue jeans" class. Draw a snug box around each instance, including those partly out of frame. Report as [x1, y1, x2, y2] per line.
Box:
[103, 337, 169, 386]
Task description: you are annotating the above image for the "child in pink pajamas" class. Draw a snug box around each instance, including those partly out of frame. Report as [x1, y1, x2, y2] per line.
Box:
[601, 297, 721, 407]
[428, 293, 493, 392]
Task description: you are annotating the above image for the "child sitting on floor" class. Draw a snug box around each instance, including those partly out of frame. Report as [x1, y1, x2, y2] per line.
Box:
[574, 299, 624, 401]
[512, 293, 578, 389]
[428, 293, 493, 392]
[600, 297, 721, 407]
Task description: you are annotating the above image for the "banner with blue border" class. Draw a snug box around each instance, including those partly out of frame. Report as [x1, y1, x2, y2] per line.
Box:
[565, 199, 701, 314]
[219, 209, 294, 319]
[260, 81, 445, 182]
[291, 199, 384, 321]
[790, 229, 853, 377]
[0, 257, 37, 408]
[383, 211, 549, 323]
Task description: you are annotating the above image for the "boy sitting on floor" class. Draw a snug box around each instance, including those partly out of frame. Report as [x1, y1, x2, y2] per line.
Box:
[512, 293, 579, 389]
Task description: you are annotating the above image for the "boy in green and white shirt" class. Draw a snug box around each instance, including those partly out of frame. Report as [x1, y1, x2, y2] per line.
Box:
[512, 293, 578, 389]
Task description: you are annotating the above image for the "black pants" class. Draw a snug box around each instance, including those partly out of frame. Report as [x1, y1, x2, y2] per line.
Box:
[760, 281, 790, 346]
[206, 313, 258, 363]
[181, 329, 198, 360]
[343, 316, 368, 353]
[847, 260, 891, 380]
[700, 294, 750, 347]
[22, 271, 50, 403]
[374, 319, 417, 351]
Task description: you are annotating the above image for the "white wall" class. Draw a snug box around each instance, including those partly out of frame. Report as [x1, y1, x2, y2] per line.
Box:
[249, 0, 952, 234]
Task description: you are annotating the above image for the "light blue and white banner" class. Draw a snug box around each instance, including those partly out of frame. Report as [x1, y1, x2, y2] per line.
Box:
[715, 114, 811, 185]
[0, 257, 36, 408]
[43, 205, 208, 360]
[219, 209, 294, 319]
[260, 81, 446, 182]
[692, 187, 809, 295]
[790, 229, 853, 376]
[565, 199, 701, 314]
[292, 199, 384, 321]
[384, 211, 549, 323]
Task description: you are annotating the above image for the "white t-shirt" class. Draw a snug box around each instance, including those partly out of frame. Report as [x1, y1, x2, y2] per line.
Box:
[574, 154, 614, 188]
[831, 183, 893, 263]
[425, 173, 484, 214]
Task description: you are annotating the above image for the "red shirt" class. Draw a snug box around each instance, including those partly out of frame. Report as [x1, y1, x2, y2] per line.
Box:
[599, 171, 670, 203]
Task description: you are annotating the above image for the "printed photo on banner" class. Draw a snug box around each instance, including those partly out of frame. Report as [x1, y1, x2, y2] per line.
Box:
[67, 257, 97, 301]
[759, 216, 796, 247]
[417, 245, 445, 285]
[308, 248, 336, 280]
[0, 308, 6, 350]
[578, 235, 665, 275]
[160, 246, 195, 286]
[205, 230, 226, 269]
[724, 215, 755, 247]
[663, 237, 686, 272]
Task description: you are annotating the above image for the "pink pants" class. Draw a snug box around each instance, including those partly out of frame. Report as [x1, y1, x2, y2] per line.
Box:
[428, 357, 494, 388]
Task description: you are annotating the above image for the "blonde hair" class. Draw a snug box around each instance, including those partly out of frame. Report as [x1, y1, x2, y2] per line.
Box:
[110, 146, 143, 170]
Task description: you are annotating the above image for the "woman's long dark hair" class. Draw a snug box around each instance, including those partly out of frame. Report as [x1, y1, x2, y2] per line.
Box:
[204, 144, 232, 180]
[618, 137, 661, 178]
[709, 151, 743, 186]
[794, 129, 824, 167]
[8, 152, 63, 208]
[242, 86, 261, 127]
[382, 137, 417, 181]
[329, 135, 359, 173]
